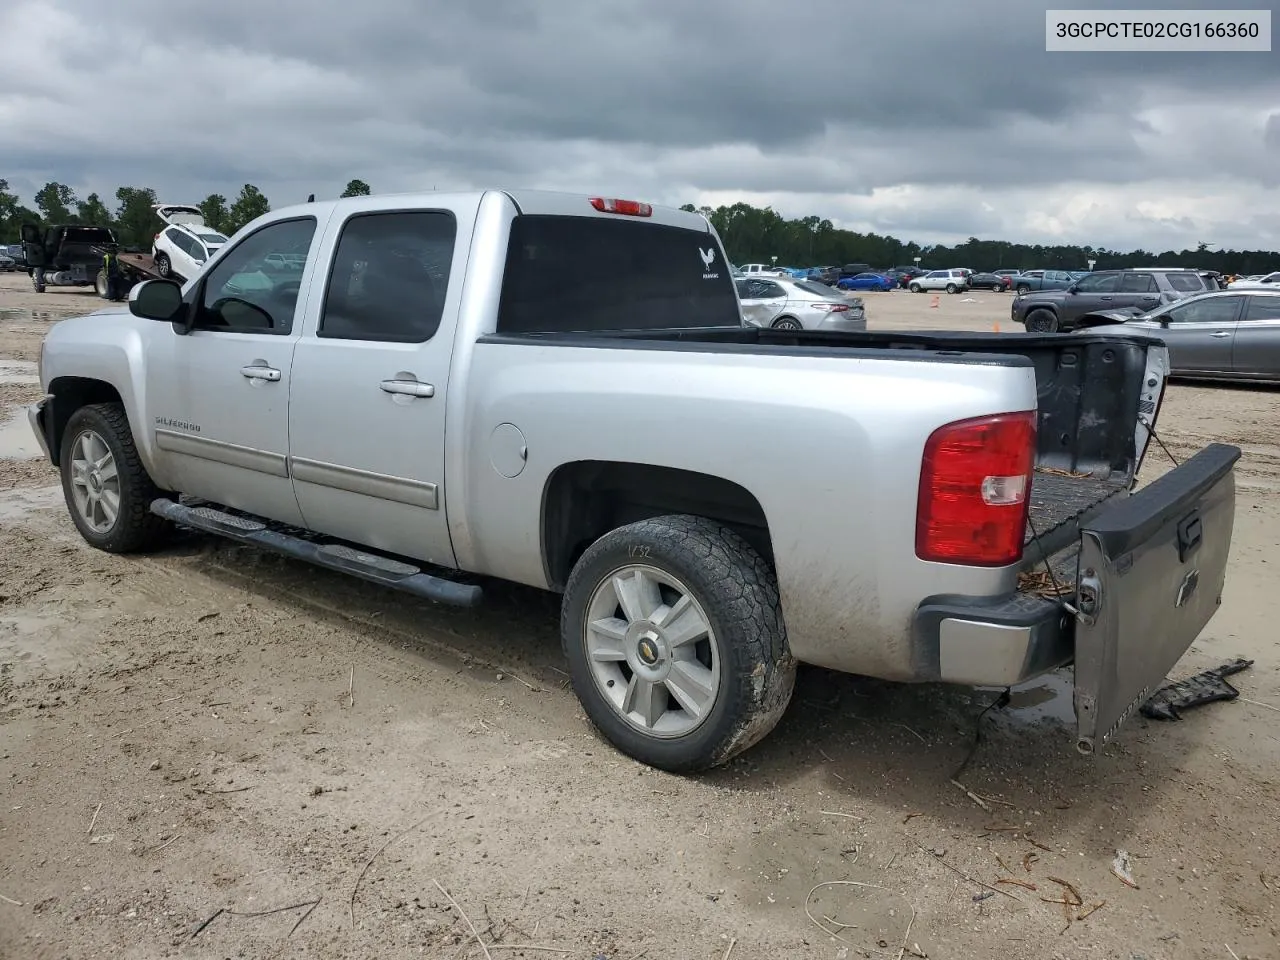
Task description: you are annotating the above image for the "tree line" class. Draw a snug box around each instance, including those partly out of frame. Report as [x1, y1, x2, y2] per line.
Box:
[5, 178, 1275, 273]
[0, 178, 372, 250]
[678, 202, 1280, 275]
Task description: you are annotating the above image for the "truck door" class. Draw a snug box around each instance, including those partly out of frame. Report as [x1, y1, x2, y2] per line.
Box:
[286, 201, 477, 569]
[145, 215, 321, 526]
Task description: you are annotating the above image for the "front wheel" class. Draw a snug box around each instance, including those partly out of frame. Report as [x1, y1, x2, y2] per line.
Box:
[1016, 285, 1030, 296]
[59, 403, 172, 553]
[909, 283, 922, 293]
[561, 515, 796, 772]
[1024, 308, 1059, 333]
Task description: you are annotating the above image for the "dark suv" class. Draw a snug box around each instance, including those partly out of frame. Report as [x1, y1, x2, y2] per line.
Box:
[1011, 269, 1207, 333]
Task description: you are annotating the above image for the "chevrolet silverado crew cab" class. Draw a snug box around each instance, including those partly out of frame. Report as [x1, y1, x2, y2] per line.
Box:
[28, 190, 1240, 772]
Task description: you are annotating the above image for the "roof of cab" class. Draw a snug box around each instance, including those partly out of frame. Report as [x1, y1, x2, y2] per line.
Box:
[268, 189, 712, 233]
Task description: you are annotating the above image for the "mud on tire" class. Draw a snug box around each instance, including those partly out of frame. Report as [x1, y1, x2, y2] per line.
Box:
[59, 402, 172, 553]
[561, 514, 796, 772]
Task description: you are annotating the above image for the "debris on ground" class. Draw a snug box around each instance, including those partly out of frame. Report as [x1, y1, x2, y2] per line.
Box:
[1140, 658, 1255, 721]
[1017, 569, 1074, 598]
[1111, 849, 1138, 889]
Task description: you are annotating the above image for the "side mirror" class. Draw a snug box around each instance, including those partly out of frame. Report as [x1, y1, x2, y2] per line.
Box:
[129, 279, 185, 322]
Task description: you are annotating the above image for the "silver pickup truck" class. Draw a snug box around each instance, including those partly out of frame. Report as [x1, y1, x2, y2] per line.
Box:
[27, 190, 1240, 771]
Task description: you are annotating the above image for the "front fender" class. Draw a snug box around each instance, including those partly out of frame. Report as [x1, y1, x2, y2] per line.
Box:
[41, 313, 172, 487]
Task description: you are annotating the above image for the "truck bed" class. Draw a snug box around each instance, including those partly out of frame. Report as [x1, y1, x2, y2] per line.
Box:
[485, 324, 1159, 585]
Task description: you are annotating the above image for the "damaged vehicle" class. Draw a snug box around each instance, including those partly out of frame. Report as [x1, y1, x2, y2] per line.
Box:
[27, 190, 1241, 771]
[151, 204, 229, 282]
[1075, 288, 1280, 384]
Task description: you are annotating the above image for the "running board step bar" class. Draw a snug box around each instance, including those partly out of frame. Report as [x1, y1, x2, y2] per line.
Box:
[150, 498, 483, 608]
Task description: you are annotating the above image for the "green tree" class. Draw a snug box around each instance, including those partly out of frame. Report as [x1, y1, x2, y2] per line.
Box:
[0, 179, 23, 238]
[199, 194, 229, 233]
[227, 184, 270, 233]
[35, 181, 78, 224]
[76, 192, 113, 227]
[114, 186, 160, 248]
[678, 199, 1280, 276]
[340, 179, 371, 198]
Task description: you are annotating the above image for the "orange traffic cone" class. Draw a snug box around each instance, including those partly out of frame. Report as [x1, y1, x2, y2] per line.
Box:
[992, 322, 1001, 333]
[929, 295, 940, 308]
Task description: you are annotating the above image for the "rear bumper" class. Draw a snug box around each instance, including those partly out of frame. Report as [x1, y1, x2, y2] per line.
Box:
[914, 591, 1073, 687]
[913, 442, 1240, 753]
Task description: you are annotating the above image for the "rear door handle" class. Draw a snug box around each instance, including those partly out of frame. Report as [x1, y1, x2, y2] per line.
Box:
[240, 364, 281, 381]
[1211, 331, 1231, 338]
[380, 379, 435, 398]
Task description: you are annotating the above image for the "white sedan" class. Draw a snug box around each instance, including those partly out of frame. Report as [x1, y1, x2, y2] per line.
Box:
[736, 276, 866, 331]
[1228, 271, 1280, 289]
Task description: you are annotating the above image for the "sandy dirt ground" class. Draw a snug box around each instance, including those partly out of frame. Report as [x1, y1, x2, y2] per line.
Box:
[1, 273, 1277, 960]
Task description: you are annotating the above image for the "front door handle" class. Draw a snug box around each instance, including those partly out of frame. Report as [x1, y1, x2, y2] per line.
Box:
[380, 379, 435, 398]
[1211, 331, 1231, 338]
[240, 364, 281, 382]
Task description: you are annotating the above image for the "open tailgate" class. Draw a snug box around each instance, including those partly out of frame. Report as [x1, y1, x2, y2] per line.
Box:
[1073, 442, 1241, 754]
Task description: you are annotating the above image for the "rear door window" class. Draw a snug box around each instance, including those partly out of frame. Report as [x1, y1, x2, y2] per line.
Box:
[1244, 296, 1280, 322]
[1120, 273, 1157, 292]
[1166, 273, 1205, 292]
[497, 215, 739, 333]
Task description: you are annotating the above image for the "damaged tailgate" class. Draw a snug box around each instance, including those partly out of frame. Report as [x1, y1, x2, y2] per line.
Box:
[1073, 442, 1241, 754]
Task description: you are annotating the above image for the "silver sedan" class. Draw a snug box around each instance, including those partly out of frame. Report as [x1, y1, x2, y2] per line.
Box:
[735, 276, 866, 331]
[1078, 289, 1280, 383]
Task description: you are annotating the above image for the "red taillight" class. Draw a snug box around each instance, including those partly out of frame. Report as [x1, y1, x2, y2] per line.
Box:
[589, 197, 652, 217]
[916, 411, 1037, 566]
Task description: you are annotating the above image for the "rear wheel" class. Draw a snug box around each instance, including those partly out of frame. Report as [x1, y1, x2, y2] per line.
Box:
[1024, 309, 1059, 333]
[561, 515, 796, 772]
[154, 252, 172, 279]
[94, 270, 108, 298]
[771, 316, 802, 331]
[59, 403, 171, 553]
[945, 283, 958, 294]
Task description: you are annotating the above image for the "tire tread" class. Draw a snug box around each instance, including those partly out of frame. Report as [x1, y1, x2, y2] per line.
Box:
[561, 514, 796, 771]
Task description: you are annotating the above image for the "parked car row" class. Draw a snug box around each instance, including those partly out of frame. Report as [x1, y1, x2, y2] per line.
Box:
[1011, 268, 1219, 333]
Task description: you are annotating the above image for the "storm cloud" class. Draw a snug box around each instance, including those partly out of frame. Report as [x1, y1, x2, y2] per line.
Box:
[1, 0, 1277, 250]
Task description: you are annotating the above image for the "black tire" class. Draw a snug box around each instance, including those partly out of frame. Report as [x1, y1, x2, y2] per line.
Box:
[154, 252, 172, 278]
[59, 403, 172, 553]
[771, 316, 802, 331]
[909, 283, 922, 293]
[945, 283, 958, 294]
[561, 515, 796, 772]
[1024, 308, 1059, 333]
[1015, 284, 1030, 296]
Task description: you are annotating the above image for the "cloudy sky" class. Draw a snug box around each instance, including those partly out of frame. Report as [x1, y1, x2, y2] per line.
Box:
[2, 0, 1278, 252]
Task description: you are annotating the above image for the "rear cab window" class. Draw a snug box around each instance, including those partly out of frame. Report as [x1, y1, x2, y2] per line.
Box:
[496, 215, 740, 334]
